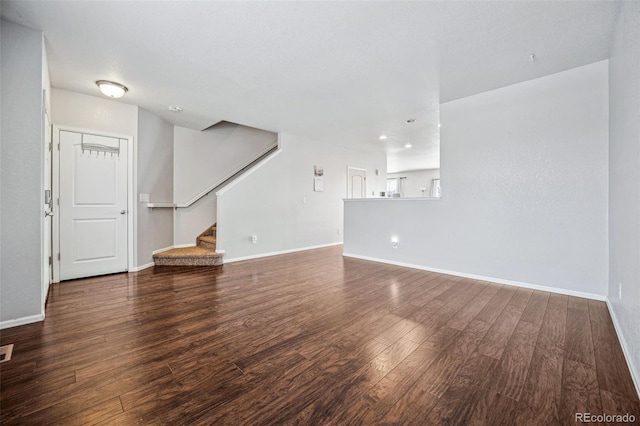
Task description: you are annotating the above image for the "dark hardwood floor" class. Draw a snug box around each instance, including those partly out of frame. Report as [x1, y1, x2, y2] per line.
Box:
[1, 246, 638, 425]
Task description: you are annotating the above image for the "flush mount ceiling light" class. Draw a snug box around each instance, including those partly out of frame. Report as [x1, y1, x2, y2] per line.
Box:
[168, 106, 183, 112]
[95, 80, 128, 98]
[405, 143, 412, 148]
[379, 135, 387, 140]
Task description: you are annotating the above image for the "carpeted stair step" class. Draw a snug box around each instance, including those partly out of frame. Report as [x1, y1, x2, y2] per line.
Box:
[153, 246, 223, 266]
[197, 234, 217, 249]
[201, 224, 216, 237]
[153, 223, 223, 266]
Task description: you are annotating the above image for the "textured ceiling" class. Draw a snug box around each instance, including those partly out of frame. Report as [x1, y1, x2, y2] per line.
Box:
[2, 1, 620, 172]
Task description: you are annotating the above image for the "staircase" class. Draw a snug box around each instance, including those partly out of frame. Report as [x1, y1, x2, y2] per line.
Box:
[153, 224, 224, 266]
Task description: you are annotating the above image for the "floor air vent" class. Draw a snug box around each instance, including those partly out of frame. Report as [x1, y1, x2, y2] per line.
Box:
[0, 344, 14, 363]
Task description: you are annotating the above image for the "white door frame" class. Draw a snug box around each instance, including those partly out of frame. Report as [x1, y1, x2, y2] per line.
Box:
[347, 166, 367, 199]
[42, 90, 52, 311]
[52, 125, 136, 283]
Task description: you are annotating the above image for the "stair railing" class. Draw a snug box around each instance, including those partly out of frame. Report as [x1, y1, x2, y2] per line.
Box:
[147, 139, 279, 209]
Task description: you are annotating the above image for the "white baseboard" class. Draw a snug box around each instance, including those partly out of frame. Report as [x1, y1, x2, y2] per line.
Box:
[152, 245, 177, 255]
[172, 243, 197, 249]
[130, 262, 154, 272]
[0, 314, 44, 330]
[606, 297, 640, 399]
[128, 246, 177, 272]
[224, 242, 343, 263]
[342, 252, 606, 301]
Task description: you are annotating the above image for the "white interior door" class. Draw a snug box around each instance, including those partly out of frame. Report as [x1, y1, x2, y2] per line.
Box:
[347, 167, 367, 199]
[59, 130, 128, 280]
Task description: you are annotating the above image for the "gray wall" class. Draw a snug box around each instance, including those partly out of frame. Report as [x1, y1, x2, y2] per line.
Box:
[0, 20, 45, 325]
[608, 0, 640, 393]
[173, 122, 277, 203]
[217, 133, 387, 261]
[137, 108, 174, 266]
[173, 122, 277, 245]
[344, 61, 609, 299]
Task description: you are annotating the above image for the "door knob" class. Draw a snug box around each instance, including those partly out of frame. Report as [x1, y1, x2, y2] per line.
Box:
[120, 210, 126, 214]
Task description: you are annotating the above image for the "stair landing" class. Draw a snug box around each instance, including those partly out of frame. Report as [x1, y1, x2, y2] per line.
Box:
[154, 246, 224, 266]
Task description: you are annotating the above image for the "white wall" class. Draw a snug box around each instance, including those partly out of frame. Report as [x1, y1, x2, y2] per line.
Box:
[217, 133, 387, 261]
[344, 61, 609, 299]
[173, 122, 277, 245]
[0, 20, 46, 326]
[174, 194, 217, 247]
[387, 169, 440, 198]
[174, 122, 277, 203]
[608, 1, 640, 394]
[51, 89, 138, 137]
[42, 39, 51, 116]
[137, 108, 174, 266]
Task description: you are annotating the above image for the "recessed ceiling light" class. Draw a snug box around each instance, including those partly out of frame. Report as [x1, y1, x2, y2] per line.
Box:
[437, 123, 442, 128]
[96, 80, 128, 98]
[405, 143, 412, 148]
[406, 119, 416, 123]
[379, 135, 387, 140]
[168, 106, 183, 112]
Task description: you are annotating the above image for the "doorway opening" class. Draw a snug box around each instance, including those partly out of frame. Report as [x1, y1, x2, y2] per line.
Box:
[347, 167, 367, 199]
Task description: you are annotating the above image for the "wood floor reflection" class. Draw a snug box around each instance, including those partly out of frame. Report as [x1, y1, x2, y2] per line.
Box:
[1, 246, 638, 425]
